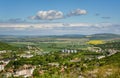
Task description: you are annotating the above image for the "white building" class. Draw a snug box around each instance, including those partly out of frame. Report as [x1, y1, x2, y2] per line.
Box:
[97, 56, 105, 59]
[0, 59, 10, 71]
[48, 63, 59, 67]
[20, 54, 33, 58]
[14, 67, 35, 77]
[0, 50, 6, 54]
[61, 49, 78, 53]
[0, 50, 12, 54]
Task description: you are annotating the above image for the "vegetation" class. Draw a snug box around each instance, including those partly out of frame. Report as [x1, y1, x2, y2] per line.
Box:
[0, 41, 17, 50]
[0, 35, 120, 78]
[95, 41, 120, 50]
[84, 52, 120, 78]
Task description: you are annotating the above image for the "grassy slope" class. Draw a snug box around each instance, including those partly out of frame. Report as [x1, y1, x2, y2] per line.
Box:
[0, 42, 16, 50]
[84, 52, 120, 78]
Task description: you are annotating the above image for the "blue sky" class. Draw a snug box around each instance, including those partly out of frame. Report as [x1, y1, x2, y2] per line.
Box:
[0, 0, 120, 35]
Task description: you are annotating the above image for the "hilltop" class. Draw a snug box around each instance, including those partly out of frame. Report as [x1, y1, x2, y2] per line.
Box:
[88, 33, 120, 40]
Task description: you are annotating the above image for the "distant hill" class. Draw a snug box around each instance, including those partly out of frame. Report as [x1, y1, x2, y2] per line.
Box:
[49, 34, 86, 38]
[87, 33, 120, 40]
[0, 33, 120, 41]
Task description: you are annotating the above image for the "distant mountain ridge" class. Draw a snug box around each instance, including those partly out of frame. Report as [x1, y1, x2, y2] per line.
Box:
[88, 33, 120, 40]
[0, 33, 120, 40]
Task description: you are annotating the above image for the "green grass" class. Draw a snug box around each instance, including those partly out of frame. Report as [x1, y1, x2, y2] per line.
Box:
[8, 38, 90, 52]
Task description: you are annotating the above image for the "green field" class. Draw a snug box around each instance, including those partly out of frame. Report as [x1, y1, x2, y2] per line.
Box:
[8, 38, 90, 52]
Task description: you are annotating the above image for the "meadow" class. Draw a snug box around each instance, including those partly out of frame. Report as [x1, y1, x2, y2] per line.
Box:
[8, 38, 90, 52]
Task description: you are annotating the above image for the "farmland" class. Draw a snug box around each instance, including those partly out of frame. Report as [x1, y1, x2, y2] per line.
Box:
[8, 38, 90, 52]
[0, 34, 120, 78]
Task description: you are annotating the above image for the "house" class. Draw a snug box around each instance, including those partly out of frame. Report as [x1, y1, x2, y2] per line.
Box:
[0, 58, 11, 71]
[107, 49, 117, 56]
[48, 62, 59, 67]
[0, 58, 15, 65]
[3, 60, 10, 65]
[97, 55, 105, 59]
[70, 58, 81, 63]
[14, 65, 35, 77]
[0, 50, 12, 54]
[88, 47, 103, 53]
[20, 54, 33, 58]
[14, 68, 34, 77]
[74, 50, 77, 53]
[0, 50, 6, 54]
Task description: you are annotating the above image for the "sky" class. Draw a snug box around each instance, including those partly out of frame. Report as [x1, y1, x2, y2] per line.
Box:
[0, 0, 120, 35]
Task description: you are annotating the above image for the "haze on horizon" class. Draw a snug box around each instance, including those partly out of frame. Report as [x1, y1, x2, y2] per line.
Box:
[0, 0, 120, 35]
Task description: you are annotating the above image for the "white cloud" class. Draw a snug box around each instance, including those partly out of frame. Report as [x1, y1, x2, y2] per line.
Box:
[67, 9, 87, 16]
[0, 23, 64, 30]
[0, 22, 118, 31]
[0, 23, 92, 29]
[69, 23, 91, 27]
[30, 10, 64, 20]
[0, 22, 119, 35]
[29, 9, 87, 20]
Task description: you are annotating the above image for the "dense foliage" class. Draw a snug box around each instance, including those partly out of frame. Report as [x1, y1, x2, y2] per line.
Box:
[95, 41, 120, 50]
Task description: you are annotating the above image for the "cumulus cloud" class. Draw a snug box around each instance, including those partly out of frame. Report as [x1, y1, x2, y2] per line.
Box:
[67, 9, 87, 17]
[30, 10, 64, 20]
[29, 9, 87, 20]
